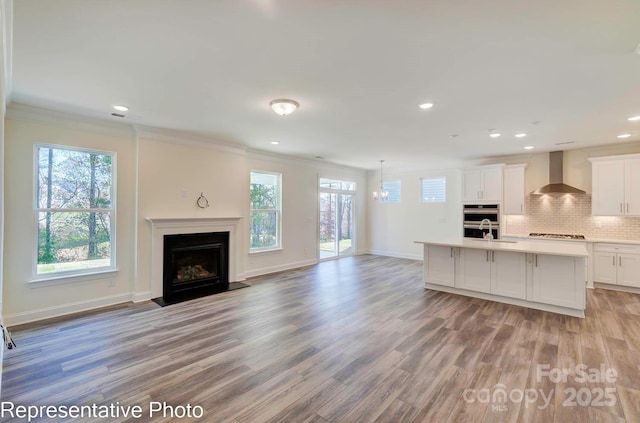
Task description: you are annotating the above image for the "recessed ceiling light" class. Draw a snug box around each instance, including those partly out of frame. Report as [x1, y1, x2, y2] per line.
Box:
[530, 121, 542, 125]
[628, 116, 640, 121]
[515, 133, 527, 138]
[419, 102, 434, 109]
[113, 105, 128, 112]
[449, 134, 459, 138]
[618, 133, 632, 139]
[270, 141, 280, 145]
[524, 146, 534, 150]
[489, 132, 501, 138]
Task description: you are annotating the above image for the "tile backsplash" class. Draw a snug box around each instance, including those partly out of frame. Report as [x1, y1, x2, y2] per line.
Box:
[504, 194, 640, 240]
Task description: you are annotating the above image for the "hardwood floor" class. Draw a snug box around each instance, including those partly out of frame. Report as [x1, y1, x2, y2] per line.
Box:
[3, 254, 640, 422]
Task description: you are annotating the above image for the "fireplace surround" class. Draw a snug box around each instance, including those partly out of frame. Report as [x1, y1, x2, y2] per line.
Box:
[147, 217, 246, 305]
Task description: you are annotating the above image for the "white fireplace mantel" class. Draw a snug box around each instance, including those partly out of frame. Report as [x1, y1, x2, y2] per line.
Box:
[147, 217, 243, 298]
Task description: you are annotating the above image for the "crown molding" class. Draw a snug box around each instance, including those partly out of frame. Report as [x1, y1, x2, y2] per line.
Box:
[134, 125, 247, 156]
[6, 102, 136, 138]
[246, 147, 367, 173]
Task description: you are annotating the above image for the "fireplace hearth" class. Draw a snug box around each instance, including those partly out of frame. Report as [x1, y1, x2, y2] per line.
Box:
[152, 231, 247, 306]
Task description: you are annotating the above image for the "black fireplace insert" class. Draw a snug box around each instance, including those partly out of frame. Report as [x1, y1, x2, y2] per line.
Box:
[162, 231, 229, 303]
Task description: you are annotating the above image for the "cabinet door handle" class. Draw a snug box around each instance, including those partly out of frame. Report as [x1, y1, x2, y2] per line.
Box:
[520, 204, 523, 213]
[619, 256, 622, 266]
[535, 254, 538, 267]
[613, 256, 616, 266]
[450, 247, 453, 258]
[620, 203, 623, 213]
[492, 251, 495, 262]
[627, 203, 630, 213]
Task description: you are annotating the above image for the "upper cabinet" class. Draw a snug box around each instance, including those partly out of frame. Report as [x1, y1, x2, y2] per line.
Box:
[462, 165, 504, 203]
[503, 164, 527, 215]
[589, 154, 640, 216]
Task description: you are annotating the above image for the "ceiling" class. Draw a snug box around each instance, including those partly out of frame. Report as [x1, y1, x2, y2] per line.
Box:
[10, 0, 640, 170]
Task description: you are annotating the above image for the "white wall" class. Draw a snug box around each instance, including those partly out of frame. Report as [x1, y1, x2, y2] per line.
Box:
[2, 105, 368, 324]
[245, 151, 368, 277]
[135, 130, 247, 298]
[0, 0, 11, 394]
[367, 167, 462, 260]
[3, 109, 137, 325]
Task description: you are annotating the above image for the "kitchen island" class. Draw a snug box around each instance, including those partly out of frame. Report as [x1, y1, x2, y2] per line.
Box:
[415, 238, 589, 317]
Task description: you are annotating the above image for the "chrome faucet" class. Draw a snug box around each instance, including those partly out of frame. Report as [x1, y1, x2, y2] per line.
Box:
[479, 218, 494, 240]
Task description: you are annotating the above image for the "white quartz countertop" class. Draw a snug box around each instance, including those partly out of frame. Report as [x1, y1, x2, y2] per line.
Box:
[502, 233, 640, 245]
[414, 238, 589, 258]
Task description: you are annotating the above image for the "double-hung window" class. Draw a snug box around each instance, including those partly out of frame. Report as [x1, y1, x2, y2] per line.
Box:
[250, 171, 281, 251]
[34, 144, 116, 277]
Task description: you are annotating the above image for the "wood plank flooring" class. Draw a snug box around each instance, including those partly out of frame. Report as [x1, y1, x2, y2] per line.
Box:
[3, 254, 640, 422]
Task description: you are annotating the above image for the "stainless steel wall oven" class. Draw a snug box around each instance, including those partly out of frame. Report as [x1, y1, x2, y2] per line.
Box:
[463, 204, 500, 239]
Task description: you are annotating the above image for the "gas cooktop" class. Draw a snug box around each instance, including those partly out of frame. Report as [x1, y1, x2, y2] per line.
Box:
[529, 233, 586, 240]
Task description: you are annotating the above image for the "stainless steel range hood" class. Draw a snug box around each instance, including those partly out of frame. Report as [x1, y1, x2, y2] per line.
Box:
[531, 151, 586, 195]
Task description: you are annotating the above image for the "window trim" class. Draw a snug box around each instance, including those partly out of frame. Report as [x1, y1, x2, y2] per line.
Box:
[420, 176, 447, 203]
[32, 143, 117, 281]
[249, 170, 282, 253]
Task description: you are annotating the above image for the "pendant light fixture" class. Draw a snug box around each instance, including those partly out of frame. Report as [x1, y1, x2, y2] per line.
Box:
[270, 99, 299, 116]
[372, 160, 389, 200]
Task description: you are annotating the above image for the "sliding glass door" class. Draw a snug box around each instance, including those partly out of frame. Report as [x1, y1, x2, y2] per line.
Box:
[319, 179, 355, 259]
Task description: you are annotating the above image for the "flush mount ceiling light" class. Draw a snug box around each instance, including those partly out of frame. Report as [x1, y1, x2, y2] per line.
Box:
[524, 146, 534, 150]
[419, 102, 434, 109]
[113, 105, 128, 112]
[515, 133, 527, 138]
[618, 133, 631, 139]
[270, 141, 280, 145]
[489, 132, 501, 138]
[628, 116, 640, 121]
[270, 99, 299, 116]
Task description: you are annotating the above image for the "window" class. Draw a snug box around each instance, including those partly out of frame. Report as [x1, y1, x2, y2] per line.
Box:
[250, 171, 281, 251]
[382, 180, 401, 203]
[319, 178, 355, 191]
[35, 145, 115, 277]
[420, 177, 446, 203]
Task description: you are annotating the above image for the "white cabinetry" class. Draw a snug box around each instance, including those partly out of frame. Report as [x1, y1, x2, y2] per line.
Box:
[531, 254, 585, 309]
[589, 155, 640, 216]
[462, 165, 504, 202]
[503, 164, 527, 215]
[423, 245, 456, 287]
[593, 243, 640, 288]
[457, 248, 526, 299]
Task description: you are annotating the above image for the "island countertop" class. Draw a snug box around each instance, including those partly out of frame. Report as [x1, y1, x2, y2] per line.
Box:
[414, 238, 589, 258]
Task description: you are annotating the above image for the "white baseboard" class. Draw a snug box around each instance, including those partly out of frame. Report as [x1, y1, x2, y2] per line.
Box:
[3, 293, 132, 327]
[365, 249, 423, 261]
[131, 291, 152, 303]
[244, 258, 318, 279]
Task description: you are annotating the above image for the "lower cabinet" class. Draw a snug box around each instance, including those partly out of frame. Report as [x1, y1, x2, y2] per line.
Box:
[422, 245, 587, 314]
[424, 245, 456, 287]
[593, 243, 640, 288]
[457, 249, 526, 299]
[531, 253, 585, 309]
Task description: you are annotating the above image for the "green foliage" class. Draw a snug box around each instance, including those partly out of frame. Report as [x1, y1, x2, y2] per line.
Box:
[36, 146, 113, 269]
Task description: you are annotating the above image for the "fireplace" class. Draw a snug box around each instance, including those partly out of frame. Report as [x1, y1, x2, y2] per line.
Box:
[147, 217, 247, 306]
[163, 231, 229, 303]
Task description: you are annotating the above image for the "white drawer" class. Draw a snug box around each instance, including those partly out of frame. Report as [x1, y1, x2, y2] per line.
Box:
[593, 243, 640, 254]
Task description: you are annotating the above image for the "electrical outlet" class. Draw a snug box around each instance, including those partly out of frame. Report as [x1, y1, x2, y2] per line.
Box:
[595, 221, 602, 229]
[180, 189, 187, 198]
[108, 279, 116, 287]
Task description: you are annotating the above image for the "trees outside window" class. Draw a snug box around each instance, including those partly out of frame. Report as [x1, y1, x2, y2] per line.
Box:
[250, 171, 281, 251]
[35, 145, 115, 275]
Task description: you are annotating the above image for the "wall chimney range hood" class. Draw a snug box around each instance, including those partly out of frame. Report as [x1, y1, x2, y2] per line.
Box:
[531, 151, 586, 195]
